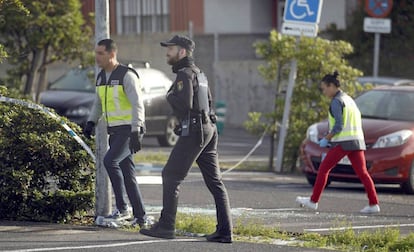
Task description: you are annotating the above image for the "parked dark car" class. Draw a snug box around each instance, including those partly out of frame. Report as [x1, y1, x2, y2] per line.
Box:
[299, 85, 414, 194]
[39, 64, 179, 147]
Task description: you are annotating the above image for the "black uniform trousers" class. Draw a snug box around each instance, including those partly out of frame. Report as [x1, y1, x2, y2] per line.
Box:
[159, 122, 232, 235]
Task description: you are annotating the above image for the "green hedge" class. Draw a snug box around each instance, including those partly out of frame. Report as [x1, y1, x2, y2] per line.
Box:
[0, 86, 95, 222]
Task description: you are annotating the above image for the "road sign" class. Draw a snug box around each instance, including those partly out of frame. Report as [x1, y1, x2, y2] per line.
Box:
[282, 22, 318, 37]
[365, 0, 393, 18]
[283, 0, 323, 24]
[364, 17, 391, 33]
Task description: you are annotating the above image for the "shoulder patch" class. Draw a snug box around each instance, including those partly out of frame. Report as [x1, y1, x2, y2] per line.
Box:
[177, 81, 183, 91]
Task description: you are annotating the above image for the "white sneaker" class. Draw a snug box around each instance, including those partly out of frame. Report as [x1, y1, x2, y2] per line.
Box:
[360, 204, 380, 214]
[296, 196, 318, 210]
[104, 208, 133, 221]
[131, 215, 155, 228]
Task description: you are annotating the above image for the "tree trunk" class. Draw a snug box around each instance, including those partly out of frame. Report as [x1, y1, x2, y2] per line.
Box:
[35, 46, 50, 102]
[24, 49, 43, 98]
[269, 64, 283, 171]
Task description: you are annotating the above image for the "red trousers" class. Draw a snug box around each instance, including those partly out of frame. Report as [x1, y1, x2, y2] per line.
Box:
[311, 145, 379, 205]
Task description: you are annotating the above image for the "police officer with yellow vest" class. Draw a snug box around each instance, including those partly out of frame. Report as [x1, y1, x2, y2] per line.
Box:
[296, 71, 380, 214]
[84, 39, 151, 227]
[140, 35, 233, 243]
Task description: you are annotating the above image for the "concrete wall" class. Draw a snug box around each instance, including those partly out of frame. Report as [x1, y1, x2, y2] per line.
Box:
[204, 0, 273, 33]
[320, 0, 347, 30]
[214, 60, 274, 126]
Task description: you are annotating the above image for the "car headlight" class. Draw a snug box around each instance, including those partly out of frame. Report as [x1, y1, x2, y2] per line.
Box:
[372, 130, 413, 148]
[65, 106, 91, 117]
[306, 123, 319, 143]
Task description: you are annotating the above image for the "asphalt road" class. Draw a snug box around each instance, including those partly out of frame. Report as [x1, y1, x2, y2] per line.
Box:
[1, 172, 413, 252]
[1, 127, 414, 251]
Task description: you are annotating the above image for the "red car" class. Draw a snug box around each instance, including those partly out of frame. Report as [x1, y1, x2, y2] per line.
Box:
[300, 85, 414, 194]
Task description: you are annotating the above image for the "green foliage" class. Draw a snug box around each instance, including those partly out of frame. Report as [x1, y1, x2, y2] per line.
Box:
[389, 233, 414, 252]
[233, 219, 287, 239]
[323, 228, 400, 252]
[0, 86, 95, 222]
[325, 1, 414, 78]
[0, 44, 7, 63]
[171, 213, 414, 251]
[0, 0, 28, 63]
[175, 213, 216, 234]
[245, 30, 366, 171]
[0, 0, 93, 94]
[298, 232, 328, 248]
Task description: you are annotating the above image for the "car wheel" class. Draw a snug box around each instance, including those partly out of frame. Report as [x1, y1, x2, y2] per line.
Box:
[401, 160, 414, 194]
[157, 116, 179, 147]
[306, 175, 316, 186]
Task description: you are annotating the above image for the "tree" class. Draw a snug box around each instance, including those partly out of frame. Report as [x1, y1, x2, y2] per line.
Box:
[244, 30, 365, 172]
[325, 0, 414, 78]
[0, 0, 93, 100]
[0, 0, 28, 63]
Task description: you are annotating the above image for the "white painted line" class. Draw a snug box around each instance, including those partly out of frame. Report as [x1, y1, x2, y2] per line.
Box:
[3, 238, 199, 252]
[136, 175, 162, 184]
[305, 223, 414, 232]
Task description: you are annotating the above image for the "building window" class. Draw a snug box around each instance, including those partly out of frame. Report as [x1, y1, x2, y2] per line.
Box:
[118, 0, 169, 34]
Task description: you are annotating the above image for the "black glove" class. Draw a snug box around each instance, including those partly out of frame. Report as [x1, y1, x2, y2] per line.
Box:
[209, 114, 217, 123]
[83, 121, 95, 139]
[129, 131, 142, 153]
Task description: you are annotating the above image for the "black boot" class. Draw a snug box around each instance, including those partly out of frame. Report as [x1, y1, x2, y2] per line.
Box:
[140, 222, 176, 239]
[206, 231, 232, 243]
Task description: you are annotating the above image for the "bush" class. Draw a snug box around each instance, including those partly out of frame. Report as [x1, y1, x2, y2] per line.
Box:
[0, 86, 95, 222]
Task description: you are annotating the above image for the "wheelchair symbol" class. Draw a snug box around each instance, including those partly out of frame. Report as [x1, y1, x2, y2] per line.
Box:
[290, 0, 315, 20]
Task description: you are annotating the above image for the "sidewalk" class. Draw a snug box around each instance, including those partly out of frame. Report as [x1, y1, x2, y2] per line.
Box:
[0, 219, 325, 252]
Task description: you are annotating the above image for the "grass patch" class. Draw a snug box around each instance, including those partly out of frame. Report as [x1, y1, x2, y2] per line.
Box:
[134, 151, 169, 165]
[164, 214, 414, 251]
[176, 213, 216, 234]
[135, 151, 270, 172]
[233, 219, 289, 239]
[70, 213, 414, 251]
[219, 161, 269, 172]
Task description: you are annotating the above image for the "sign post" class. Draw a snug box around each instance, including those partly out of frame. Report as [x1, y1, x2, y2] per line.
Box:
[275, 0, 323, 172]
[364, 0, 393, 77]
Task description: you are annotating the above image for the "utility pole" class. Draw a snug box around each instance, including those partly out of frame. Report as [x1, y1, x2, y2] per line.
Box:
[94, 0, 111, 219]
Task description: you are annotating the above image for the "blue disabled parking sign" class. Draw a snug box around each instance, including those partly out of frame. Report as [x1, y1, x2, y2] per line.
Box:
[284, 0, 323, 24]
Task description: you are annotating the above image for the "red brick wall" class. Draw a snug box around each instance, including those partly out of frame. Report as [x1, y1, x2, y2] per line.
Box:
[170, 0, 204, 33]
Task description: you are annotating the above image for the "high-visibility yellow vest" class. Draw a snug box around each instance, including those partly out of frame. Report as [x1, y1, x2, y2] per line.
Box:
[96, 65, 137, 127]
[328, 93, 364, 142]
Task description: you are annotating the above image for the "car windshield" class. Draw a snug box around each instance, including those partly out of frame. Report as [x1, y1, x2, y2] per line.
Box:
[49, 68, 95, 92]
[356, 90, 414, 121]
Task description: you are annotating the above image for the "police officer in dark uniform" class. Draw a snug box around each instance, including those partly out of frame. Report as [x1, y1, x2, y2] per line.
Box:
[140, 35, 233, 243]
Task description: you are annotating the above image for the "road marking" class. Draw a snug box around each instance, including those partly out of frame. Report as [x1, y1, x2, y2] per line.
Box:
[136, 175, 162, 184]
[3, 238, 199, 252]
[304, 223, 414, 232]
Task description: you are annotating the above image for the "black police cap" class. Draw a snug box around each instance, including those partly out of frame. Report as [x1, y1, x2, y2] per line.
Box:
[160, 35, 195, 52]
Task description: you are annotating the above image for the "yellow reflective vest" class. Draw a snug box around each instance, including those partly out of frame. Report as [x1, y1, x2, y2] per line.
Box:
[96, 65, 137, 127]
[328, 93, 364, 143]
